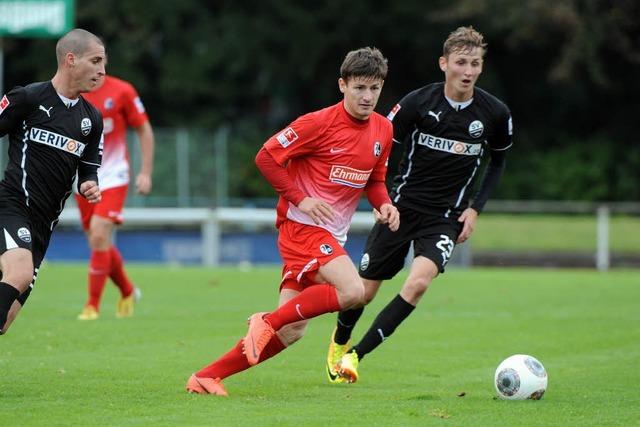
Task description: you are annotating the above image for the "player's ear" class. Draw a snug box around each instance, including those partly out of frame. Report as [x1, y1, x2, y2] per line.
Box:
[338, 77, 347, 94]
[438, 56, 447, 72]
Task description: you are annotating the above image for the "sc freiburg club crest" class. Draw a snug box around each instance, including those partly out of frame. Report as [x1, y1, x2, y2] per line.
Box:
[320, 244, 333, 255]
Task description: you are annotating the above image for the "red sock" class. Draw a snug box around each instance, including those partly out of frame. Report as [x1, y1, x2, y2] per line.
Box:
[87, 250, 111, 309]
[264, 284, 340, 331]
[109, 246, 134, 297]
[196, 335, 286, 380]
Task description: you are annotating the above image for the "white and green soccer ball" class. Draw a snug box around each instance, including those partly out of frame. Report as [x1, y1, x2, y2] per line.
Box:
[494, 354, 548, 400]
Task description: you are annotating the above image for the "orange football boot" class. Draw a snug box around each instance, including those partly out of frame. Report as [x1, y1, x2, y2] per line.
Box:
[242, 312, 275, 365]
[186, 374, 228, 396]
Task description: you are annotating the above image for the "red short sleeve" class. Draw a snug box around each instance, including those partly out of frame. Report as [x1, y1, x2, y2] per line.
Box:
[121, 83, 148, 128]
[263, 112, 322, 166]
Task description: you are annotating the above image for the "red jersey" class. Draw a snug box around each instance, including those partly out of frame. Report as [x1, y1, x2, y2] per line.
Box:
[264, 101, 393, 244]
[82, 76, 148, 190]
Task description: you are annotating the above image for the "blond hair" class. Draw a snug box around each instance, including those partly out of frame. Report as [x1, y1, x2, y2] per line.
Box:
[443, 26, 487, 57]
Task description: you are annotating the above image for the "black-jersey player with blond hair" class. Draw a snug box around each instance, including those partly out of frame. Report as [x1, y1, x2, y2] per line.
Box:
[326, 26, 513, 383]
[0, 28, 105, 334]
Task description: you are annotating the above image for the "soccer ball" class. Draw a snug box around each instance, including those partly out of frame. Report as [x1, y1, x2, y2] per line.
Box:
[494, 354, 547, 400]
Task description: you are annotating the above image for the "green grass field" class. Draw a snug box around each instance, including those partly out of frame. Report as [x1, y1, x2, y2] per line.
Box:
[1, 264, 639, 426]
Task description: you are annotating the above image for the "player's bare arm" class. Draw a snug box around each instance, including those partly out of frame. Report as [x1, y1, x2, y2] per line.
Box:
[135, 121, 154, 194]
[298, 197, 335, 225]
[79, 180, 101, 203]
[456, 207, 478, 243]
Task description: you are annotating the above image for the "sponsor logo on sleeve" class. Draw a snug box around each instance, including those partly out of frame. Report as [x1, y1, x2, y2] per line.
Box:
[103, 117, 114, 135]
[0, 95, 10, 115]
[416, 133, 481, 156]
[276, 127, 298, 148]
[329, 165, 372, 188]
[29, 128, 86, 157]
[81, 118, 92, 136]
[468, 120, 484, 138]
[386, 103, 401, 121]
[134, 96, 146, 114]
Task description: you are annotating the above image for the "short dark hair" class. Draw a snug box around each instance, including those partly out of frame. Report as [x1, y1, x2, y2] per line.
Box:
[55, 28, 104, 66]
[443, 26, 487, 57]
[340, 47, 388, 81]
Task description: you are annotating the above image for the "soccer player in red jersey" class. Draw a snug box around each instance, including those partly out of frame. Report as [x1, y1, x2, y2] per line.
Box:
[186, 47, 400, 395]
[75, 74, 155, 320]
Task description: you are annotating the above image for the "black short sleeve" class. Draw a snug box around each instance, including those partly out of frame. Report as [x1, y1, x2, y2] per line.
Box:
[388, 90, 420, 144]
[0, 87, 32, 137]
[489, 106, 513, 151]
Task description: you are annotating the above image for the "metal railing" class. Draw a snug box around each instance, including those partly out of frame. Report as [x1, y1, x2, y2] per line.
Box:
[57, 202, 640, 270]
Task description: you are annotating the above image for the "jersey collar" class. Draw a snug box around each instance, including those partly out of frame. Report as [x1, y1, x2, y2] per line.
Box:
[57, 93, 80, 108]
[444, 95, 473, 111]
[340, 101, 370, 127]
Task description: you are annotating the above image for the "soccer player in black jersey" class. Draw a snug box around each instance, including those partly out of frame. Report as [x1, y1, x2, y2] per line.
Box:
[0, 29, 105, 334]
[326, 26, 513, 383]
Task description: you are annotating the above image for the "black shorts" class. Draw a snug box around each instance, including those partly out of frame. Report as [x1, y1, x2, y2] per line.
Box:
[358, 205, 463, 280]
[0, 202, 53, 271]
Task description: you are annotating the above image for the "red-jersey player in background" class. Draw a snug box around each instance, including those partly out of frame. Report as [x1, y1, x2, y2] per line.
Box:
[186, 47, 400, 396]
[76, 75, 155, 320]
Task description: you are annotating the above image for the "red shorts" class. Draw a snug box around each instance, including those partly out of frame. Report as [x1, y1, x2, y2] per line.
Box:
[75, 185, 128, 230]
[278, 220, 347, 292]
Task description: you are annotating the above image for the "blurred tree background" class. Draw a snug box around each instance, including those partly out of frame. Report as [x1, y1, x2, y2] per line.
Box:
[2, 0, 639, 202]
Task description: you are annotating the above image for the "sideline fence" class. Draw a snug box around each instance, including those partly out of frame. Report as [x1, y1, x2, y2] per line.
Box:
[57, 202, 640, 270]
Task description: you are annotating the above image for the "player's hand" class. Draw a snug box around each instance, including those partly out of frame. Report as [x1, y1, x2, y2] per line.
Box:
[136, 172, 152, 195]
[79, 180, 101, 204]
[377, 203, 400, 232]
[457, 207, 478, 243]
[298, 197, 335, 225]
[373, 208, 383, 223]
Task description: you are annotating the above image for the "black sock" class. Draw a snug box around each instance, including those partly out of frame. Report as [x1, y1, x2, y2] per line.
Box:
[334, 307, 364, 345]
[0, 282, 20, 331]
[351, 294, 415, 360]
[16, 286, 32, 306]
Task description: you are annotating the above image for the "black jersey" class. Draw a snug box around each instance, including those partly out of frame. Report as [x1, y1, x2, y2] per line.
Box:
[387, 82, 512, 215]
[0, 81, 103, 226]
